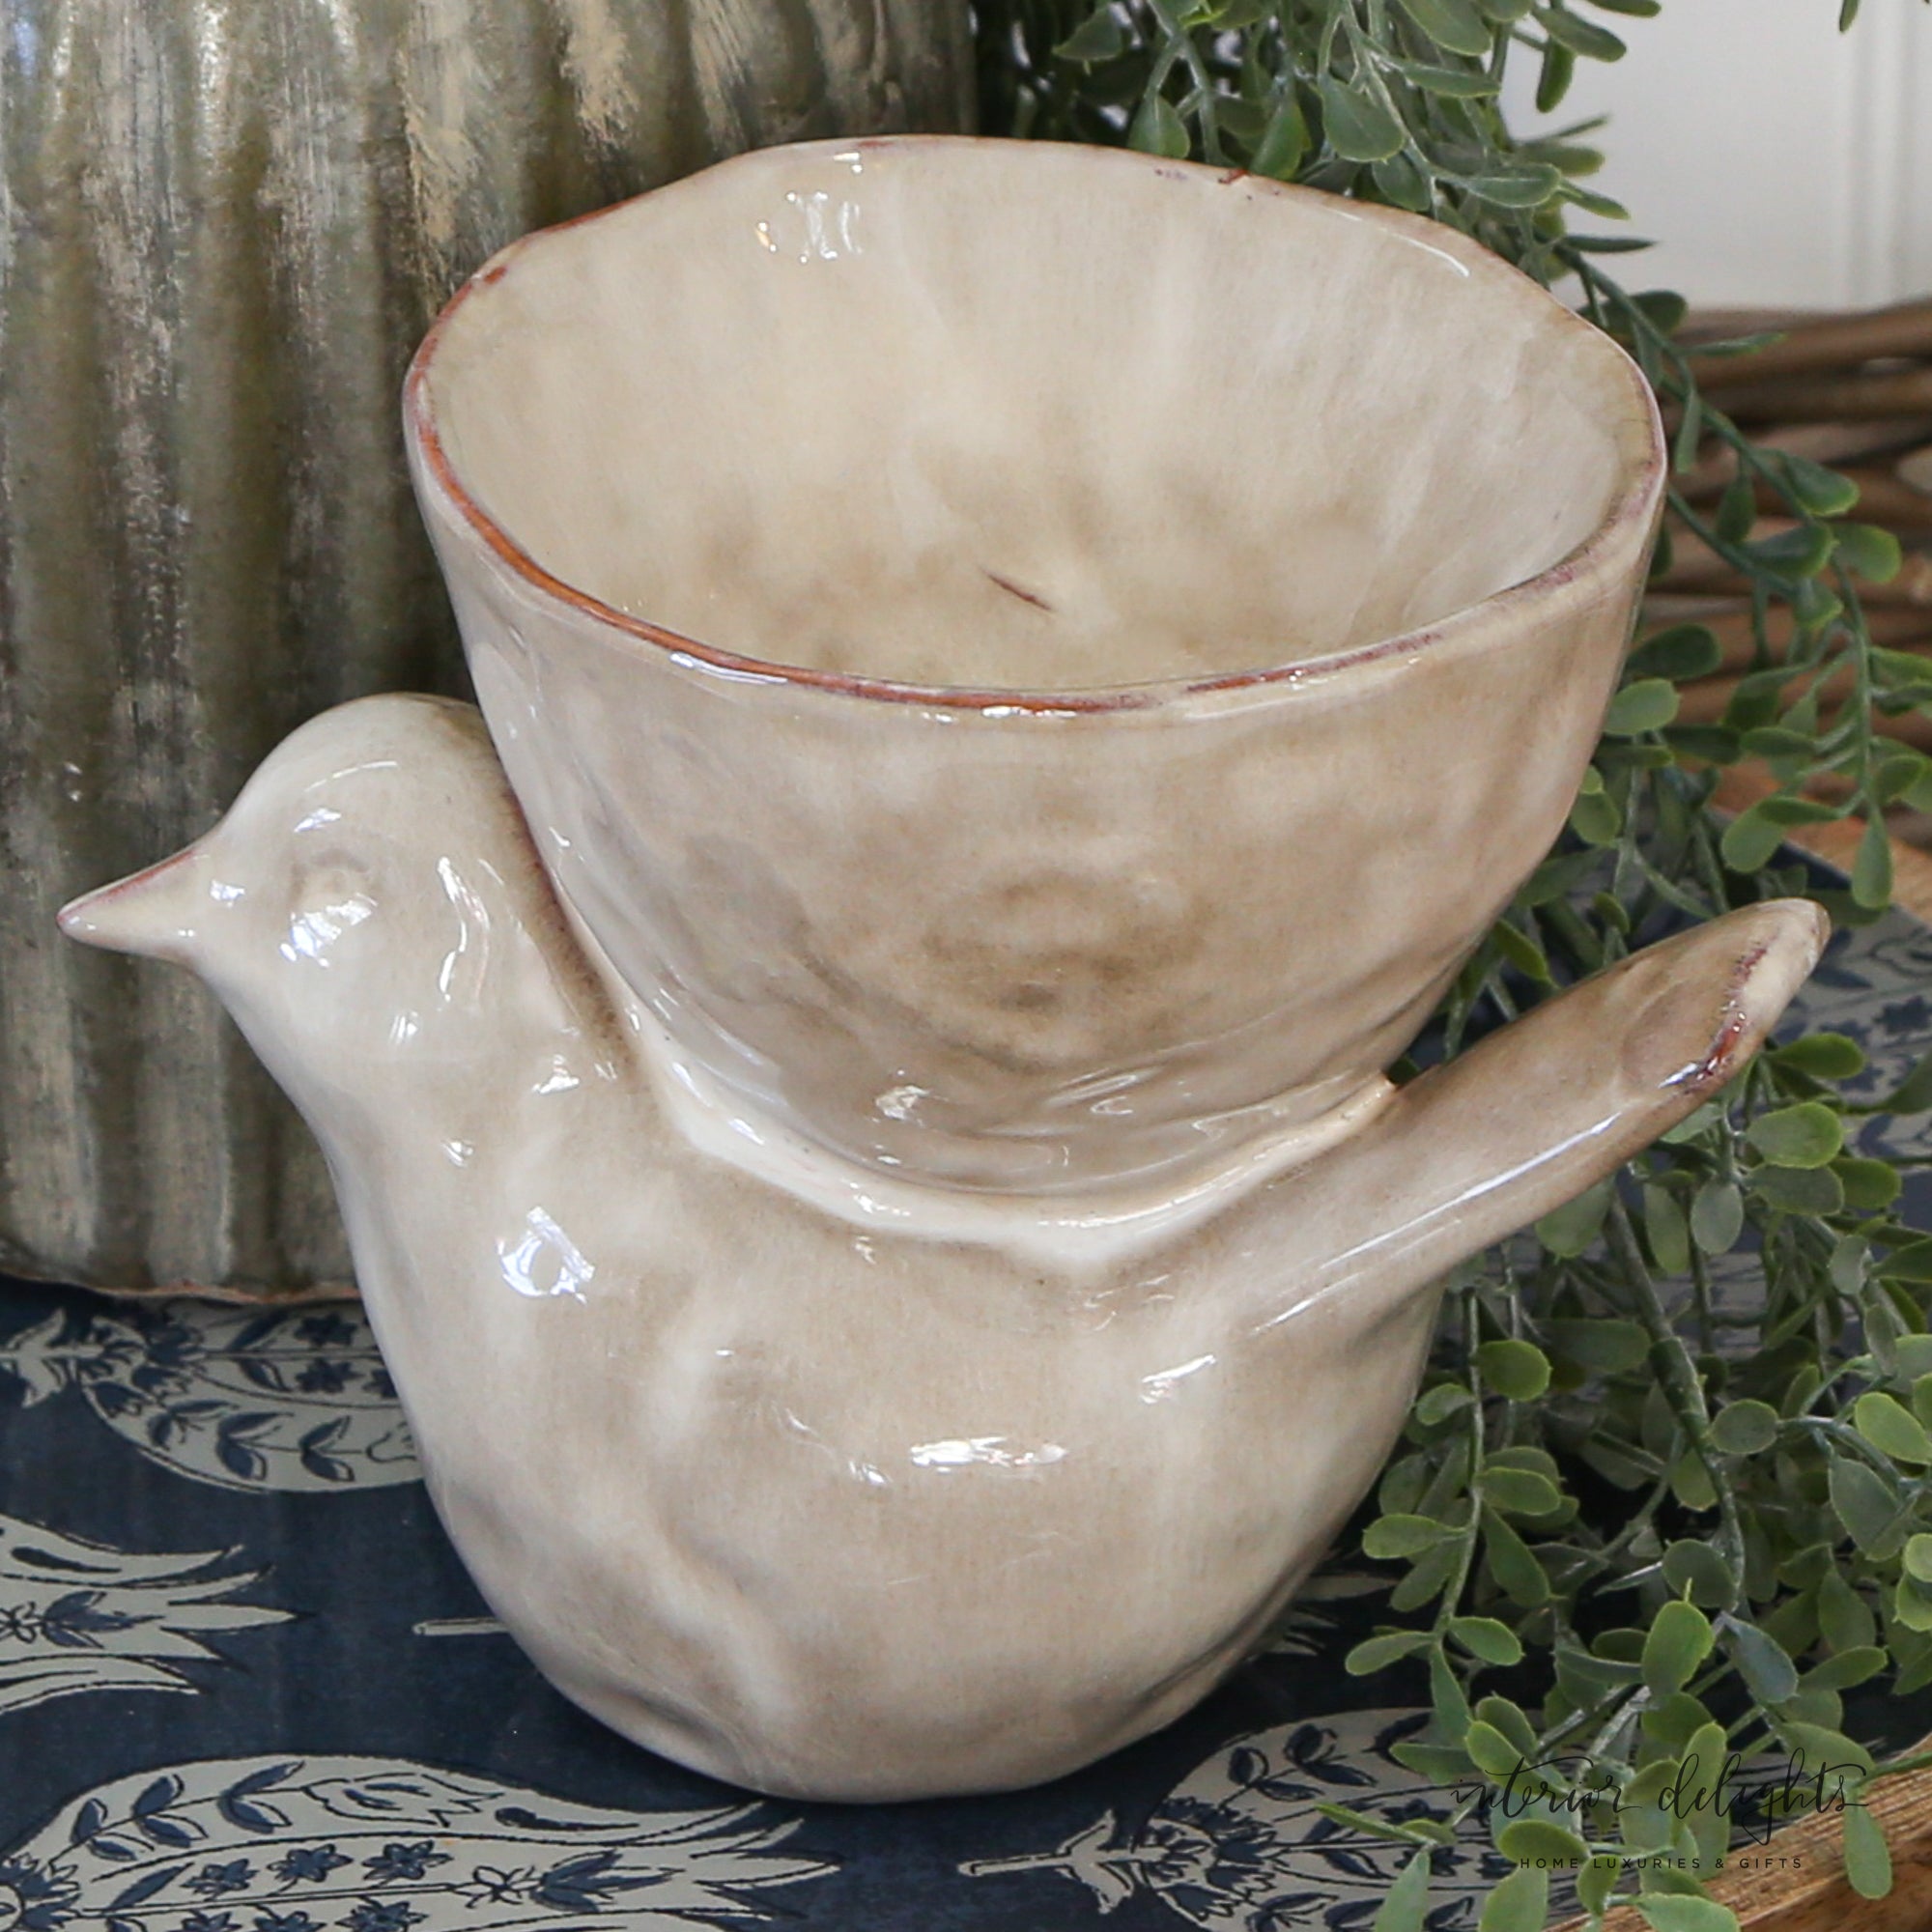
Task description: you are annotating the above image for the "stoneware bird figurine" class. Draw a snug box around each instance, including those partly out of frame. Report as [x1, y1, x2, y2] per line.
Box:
[63, 695, 1825, 1801]
[62, 137, 1831, 1801]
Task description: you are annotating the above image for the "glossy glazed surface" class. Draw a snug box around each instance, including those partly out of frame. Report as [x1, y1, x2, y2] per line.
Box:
[418, 146, 1641, 691]
[405, 137, 1667, 1196]
[61, 696, 1825, 1800]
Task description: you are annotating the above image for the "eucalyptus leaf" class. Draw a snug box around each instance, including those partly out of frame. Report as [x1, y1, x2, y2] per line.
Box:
[1465, 1719, 1522, 1777]
[1843, 1801, 1891, 1901]
[1314, 1801, 1449, 1846]
[1835, 1158, 1901, 1210]
[1662, 1539, 1737, 1605]
[1895, 1575, 1932, 1634]
[1534, 36, 1574, 110]
[1873, 646, 1932, 696]
[1390, 1740, 1479, 1783]
[1715, 474, 1757, 546]
[1371, 151, 1435, 213]
[1396, 62, 1499, 99]
[1372, 1847, 1433, 1932]
[1391, 1538, 1463, 1612]
[1394, 0, 1493, 56]
[1746, 521, 1835, 581]
[1629, 623, 1720, 682]
[1449, 1615, 1524, 1665]
[1543, 1316, 1649, 1373]
[1365, 1514, 1453, 1560]
[1643, 1690, 1714, 1750]
[1853, 815, 1893, 912]
[1721, 1615, 1799, 1705]
[1577, 1856, 1622, 1916]
[1478, 1864, 1548, 1932]
[1803, 1645, 1887, 1690]
[1535, 5, 1626, 59]
[1770, 1033, 1865, 1080]
[1561, 181, 1631, 220]
[1414, 1381, 1474, 1426]
[1854, 1392, 1932, 1465]
[1456, 165, 1564, 210]
[1719, 804, 1786, 875]
[1634, 288, 1688, 334]
[1690, 1179, 1744, 1255]
[1634, 1894, 1741, 1932]
[1710, 1400, 1778, 1456]
[1669, 1448, 1718, 1511]
[1662, 722, 1741, 764]
[1250, 92, 1310, 179]
[1829, 1456, 1905, 1555]
[1347, 1630, 1435, 1675]
[1569, 784, 1623, 844]
[1776, 451, 1861, 518]
[1817, 1571, 1878, 1651]
[1484, 1508, 1550, 1606]
[1644, 1183, 1691, 1276]
[1774, 1718, 1871, 1779]
[1483, 1465, 1563, 1516]
[1879, 1047, 1932, 1117]
[1476, 1339, 1551, 1401]
[1882, 1237, 1932, 1282]
[1567, 230, 1654, 252]
[1537, 1177, 1615, 1257]
[1745, 1102, 1844, 1170]
[1429, 1645, 1471, 1743]
[1054, 7, 1125, 62]
[1642, 1599, 1715, 1694]
[1750, 1162, 1845, 1216]
[1128, 93, 1191, 158]
[1555, 1641, 1641, 1702]
[1604, 677, 1679, 735]
[1837, 522, 1903, 585]
[1495, 1817, 1588, 1863]
[1491, 919, 1552, 983]
[1319, 78, 1406, 163]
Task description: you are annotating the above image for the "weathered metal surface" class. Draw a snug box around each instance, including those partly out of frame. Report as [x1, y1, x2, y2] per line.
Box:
[0, 0, 971, 1297]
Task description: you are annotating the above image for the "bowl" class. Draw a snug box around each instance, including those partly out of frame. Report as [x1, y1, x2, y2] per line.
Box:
[405, 135, 1664, 1196]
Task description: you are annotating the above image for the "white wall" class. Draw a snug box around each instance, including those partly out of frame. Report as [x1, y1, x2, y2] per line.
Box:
[1501, 0, 1932, 309]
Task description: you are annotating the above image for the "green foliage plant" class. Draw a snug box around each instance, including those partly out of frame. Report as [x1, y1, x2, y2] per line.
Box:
[977, 4, 1932, 1926]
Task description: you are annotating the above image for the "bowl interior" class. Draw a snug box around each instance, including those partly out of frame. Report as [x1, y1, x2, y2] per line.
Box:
[419, 139, 1649, 694]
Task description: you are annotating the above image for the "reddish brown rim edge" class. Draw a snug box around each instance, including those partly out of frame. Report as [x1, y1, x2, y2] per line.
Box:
[402, 134, 1669, 719]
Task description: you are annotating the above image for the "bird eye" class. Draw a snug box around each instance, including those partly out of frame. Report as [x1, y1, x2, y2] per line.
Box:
[283, 850, 379, 966]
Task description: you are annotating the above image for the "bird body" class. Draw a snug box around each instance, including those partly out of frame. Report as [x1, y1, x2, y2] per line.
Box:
[62, 694, 1826, 1800]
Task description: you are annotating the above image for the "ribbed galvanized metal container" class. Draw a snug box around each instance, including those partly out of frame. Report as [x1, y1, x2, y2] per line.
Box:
[0, 0, 971, 1298]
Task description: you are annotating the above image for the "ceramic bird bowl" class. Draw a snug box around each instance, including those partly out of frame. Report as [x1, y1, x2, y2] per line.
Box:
[62, 136, 1827, 1803]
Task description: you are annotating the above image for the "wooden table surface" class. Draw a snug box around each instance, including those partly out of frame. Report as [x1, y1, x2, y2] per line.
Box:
[1556, 1736, 1932, 1930]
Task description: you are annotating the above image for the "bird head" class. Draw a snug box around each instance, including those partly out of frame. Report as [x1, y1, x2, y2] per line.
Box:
[59, 695, 572, 1109]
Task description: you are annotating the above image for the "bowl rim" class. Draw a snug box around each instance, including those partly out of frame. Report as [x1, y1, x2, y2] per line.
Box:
[404, 133, 1666, 718]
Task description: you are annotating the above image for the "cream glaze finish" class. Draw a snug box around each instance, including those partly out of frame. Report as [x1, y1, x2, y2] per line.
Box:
[63, 696, 1827, 1801]
[403, 136, 1669, 1197]
[61, 142, 1818, 1799]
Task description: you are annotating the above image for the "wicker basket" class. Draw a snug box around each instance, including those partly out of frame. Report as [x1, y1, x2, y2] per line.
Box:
[1653, 298, 1932, 921]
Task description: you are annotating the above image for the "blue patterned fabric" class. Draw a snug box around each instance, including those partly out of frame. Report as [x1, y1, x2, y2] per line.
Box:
[6, 905, 1932, 1931]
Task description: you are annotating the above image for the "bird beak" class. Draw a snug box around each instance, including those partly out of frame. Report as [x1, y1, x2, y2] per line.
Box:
[58, 841, 213, 965]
